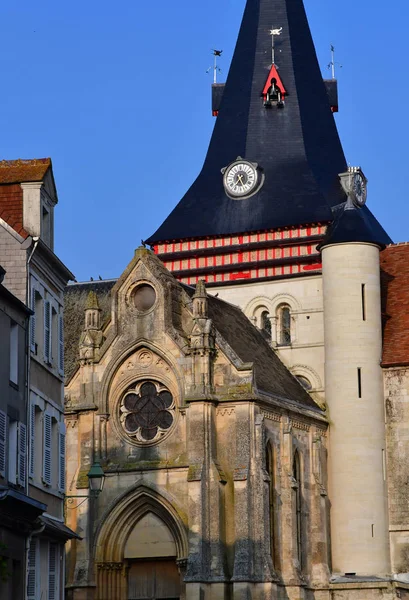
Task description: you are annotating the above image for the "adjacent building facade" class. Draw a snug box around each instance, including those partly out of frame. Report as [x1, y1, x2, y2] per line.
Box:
[0, 265, 47, 600]
[0, 159, 75, 600]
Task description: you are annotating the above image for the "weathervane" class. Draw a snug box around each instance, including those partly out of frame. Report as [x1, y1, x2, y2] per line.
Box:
[269, 27, 283, 65]
[207, 49, 223, 84]
[328, 45, 342, 79]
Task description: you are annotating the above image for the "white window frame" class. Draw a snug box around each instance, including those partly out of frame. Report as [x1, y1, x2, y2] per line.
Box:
[29, 403, 36, 478]
[48, 542, 59, 600]
[44, 300, 52, 364]
[17, 421, 27, 487]
[58, 313, 64, 376]
[30, 284, 36, 353]
[43, 412, 52, 485]
[27, 538, 39, 600]
[58, 421, 66, 492]
[0, 410, 7, 478]
[8, 419, 18, 485]
[10, 321, 18, 384]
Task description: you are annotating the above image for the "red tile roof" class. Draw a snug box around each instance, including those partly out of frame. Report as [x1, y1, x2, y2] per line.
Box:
[381, 244, 409, 367]
[0, 158, 51, 184]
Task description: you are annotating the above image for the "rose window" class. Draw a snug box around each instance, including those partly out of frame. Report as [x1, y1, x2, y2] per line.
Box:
[120, 381, 175, 443]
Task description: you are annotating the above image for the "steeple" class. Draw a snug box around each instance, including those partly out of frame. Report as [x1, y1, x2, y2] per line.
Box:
[145, 0, 390, 288]
[147, 0, 349, 244]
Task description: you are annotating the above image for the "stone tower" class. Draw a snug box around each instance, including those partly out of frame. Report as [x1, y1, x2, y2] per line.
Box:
[145, 0, 390, 405]
[321, 198, 390, 575]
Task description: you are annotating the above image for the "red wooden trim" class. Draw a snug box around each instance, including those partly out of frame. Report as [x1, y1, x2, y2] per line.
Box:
[262, 64, 287, 99]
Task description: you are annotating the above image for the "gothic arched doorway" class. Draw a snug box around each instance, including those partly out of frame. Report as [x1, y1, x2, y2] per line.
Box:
[125, 513, 180, 600]
[94, 485, 188, 600]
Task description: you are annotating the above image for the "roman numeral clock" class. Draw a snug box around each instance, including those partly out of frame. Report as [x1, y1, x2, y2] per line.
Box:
[222, 157, 264, 199]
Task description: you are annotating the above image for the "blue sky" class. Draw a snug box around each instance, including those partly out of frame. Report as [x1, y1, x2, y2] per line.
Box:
[0, 0, 407, 282]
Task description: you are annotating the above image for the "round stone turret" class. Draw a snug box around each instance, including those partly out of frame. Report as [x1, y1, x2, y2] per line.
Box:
[321, 207, 390, 575]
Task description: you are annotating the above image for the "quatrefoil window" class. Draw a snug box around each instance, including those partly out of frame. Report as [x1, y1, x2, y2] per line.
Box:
[120, 381, 175, 443]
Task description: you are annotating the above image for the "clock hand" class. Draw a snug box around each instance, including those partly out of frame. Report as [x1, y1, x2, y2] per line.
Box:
[237, 174, 244, 185]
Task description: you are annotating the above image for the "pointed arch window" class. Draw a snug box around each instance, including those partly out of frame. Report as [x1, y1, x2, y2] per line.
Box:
[277, 304, 291, 346]
[266, 442, 278, 568]
[293, 450, 302, 569]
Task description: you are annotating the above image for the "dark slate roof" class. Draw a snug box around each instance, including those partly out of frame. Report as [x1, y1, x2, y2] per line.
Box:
[146, 0, 349, 244]
[64, 280, 116, 381]
[64, 275, 322, 412]
[318, 203, 392, 250]
[182, 284, 320, 410]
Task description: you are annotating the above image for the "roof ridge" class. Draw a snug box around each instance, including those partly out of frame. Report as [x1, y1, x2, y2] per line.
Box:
[0, 158, 50, 168]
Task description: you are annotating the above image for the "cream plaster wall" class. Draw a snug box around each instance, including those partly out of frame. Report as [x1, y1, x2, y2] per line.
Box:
[322, 243, 390, 576]
[213, 275, 325, 401]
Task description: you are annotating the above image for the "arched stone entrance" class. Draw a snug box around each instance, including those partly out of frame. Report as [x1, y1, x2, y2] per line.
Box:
[94, 485, 188, 600]
[126, 513, 180, 599]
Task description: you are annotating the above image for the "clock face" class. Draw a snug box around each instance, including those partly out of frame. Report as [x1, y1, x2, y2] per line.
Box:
[224, 161, 258, 198]
[352, 172, 367, 207]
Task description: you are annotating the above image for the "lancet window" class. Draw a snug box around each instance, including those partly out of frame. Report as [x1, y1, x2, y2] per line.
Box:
[293, 450, 302, 568]
[266, 442, 277, 567]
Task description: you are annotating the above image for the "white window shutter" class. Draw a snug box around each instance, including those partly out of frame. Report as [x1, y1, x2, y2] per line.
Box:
[48, 543, 58, 600]
[30, 287, 36, 352]
[0, 410, 6, 477]
[17, 422, 27, 487]
[43, 413, 52, 485]
[29, 403, 35, 478]
[44, 300, 51, 364]
[27, 538, 38, 600]
[58, 314, 64, 375]
[58, 422, 66, 492]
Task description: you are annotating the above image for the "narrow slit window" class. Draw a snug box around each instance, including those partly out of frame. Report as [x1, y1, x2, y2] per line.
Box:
[266, 442, 277, 567]
[293, 450, 302, 569]
[357, 368, 362, 398]
[361, 284, 366, 321]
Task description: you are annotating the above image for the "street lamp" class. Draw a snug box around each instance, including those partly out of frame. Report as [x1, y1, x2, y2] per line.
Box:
[87, 461, 105, 496]
[65, 461, 105, 511]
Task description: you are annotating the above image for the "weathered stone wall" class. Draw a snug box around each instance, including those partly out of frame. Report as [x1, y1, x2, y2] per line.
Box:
[64, 250, 331, 600]
[384, 366, 409, 577]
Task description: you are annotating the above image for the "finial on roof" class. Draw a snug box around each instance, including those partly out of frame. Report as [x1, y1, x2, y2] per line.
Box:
[193, 280, 208, 319]
[86, 290, 100, 310]
[269, 27, 283, 65]
[207, 49, 223, 84]
[193, 279, 207, 299]
[327, 45, 342, 80]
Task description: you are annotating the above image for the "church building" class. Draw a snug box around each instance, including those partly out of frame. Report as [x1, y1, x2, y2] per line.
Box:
[63, 0, 409, 599]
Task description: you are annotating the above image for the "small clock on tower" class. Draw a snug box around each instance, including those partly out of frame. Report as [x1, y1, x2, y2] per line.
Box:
[222, 158, 263, 199]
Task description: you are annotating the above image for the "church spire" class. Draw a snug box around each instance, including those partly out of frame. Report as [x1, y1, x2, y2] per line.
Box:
[146, 0, 390, 287]
[147, 0, 350, 244]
